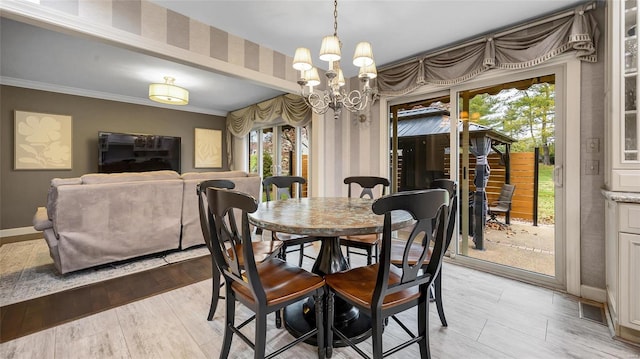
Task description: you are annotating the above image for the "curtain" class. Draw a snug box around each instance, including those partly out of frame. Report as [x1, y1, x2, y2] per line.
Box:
[225, 94, 311, 168]
[377, 4, 599, 96]
[470, 136, 493, 250]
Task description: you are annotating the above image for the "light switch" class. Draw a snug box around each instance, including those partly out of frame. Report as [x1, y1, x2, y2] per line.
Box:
[585, 160, 599, 175]
[586, 138, 600, 153]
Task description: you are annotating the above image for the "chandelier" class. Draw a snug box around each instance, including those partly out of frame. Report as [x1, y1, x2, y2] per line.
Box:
[292, 0, 378, 120]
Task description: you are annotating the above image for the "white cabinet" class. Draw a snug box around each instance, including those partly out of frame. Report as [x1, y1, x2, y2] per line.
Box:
[618, 204, 640, 331]
[607, 0, 640, 191]
[606, 199, 640, 343]
[605, 0, 640, 343]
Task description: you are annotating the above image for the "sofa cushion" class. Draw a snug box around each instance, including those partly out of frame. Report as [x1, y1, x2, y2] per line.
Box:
[81, 170, 180, 184]
[180, 171, 247, 181]
[51, 177, 83, 186]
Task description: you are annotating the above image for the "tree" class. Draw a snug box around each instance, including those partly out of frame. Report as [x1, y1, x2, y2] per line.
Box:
[469, 83, 555, 164]
[262, 152, 273, 178]
[503, 84, 555, 164]
[469, 93, 501, 127]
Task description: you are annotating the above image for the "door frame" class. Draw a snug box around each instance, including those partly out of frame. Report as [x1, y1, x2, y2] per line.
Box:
[381, 56, 581, 294]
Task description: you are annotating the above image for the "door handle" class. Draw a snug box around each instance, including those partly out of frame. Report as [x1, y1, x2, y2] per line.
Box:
[553, 165, 563, 187]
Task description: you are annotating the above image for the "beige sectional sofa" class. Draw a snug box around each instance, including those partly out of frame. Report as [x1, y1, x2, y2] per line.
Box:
[33, 170, 261, 274]
[180, 170, 261, 249]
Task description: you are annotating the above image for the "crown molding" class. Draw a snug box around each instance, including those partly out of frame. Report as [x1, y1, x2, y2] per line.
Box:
[0, 77, 227, 116]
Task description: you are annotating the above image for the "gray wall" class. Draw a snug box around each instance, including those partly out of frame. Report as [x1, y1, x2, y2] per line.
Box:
[1, 85, 227, 229]
[579, 6, 606, 288]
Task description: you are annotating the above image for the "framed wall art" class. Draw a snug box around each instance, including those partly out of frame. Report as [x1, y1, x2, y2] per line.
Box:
[14, 111, 72, 170]
[194, 128, 222, 168]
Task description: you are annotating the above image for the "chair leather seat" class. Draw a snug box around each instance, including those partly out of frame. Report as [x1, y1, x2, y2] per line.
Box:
[389, 241, 432, 267]
[232, 258, 325, 307]
[227, 240, 283, 264]
[325, 264, 420, 310]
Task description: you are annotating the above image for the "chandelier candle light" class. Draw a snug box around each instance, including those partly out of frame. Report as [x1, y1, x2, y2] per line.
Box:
[293, 0, 377, 119]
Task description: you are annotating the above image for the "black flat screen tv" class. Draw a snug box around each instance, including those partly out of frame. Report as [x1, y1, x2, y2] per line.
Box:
[98, 132, 181, 173]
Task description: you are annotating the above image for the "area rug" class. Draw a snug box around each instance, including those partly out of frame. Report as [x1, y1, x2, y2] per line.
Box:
[0, 239, 209, 307]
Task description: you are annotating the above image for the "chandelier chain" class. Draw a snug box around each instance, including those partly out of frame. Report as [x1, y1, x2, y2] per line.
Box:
[333, 0, 338, 36]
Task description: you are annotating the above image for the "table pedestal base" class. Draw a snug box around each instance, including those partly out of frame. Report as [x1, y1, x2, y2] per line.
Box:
[283, 236, 371, 347]
[283, 300, 371, 347]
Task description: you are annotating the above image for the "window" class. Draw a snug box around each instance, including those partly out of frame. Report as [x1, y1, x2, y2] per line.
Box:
[248, 125, 310, 198]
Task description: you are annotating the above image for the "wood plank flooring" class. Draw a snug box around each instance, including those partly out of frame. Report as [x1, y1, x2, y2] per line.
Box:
[1, 253, 639, 358]
[0, 256, 211, 343]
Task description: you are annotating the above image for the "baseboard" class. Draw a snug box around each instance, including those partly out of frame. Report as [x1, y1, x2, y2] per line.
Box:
[0, 227, 41, 246]
[619, 326, 640, 345]
[1, 226, 38, 238]
[581, 284, 607, 303]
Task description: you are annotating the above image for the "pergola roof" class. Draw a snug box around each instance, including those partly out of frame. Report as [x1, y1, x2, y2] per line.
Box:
[395, 107, 517, 145]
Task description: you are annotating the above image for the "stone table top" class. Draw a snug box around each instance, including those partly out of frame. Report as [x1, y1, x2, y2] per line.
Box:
[248, 197, 415, 237]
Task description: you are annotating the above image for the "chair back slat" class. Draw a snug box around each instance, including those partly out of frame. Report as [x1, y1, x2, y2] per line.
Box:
[206, 187, 266, 302]
[371, 189, 449, 304]
[344, 176, 389, 199]
[431, 179, 457, 250]
[197, 180, 235, 254]
[398, 218, 434, 283]
[263, 176, 306, 201]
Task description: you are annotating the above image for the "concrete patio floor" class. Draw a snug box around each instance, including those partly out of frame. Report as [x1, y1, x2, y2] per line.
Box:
[459, 220, 556, 276]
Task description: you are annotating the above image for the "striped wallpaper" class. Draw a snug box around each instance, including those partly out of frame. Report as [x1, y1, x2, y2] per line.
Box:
[36, 0, 298, 86]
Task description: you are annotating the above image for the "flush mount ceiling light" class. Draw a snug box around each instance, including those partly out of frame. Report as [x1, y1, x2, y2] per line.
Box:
[149, 76, 189, 105]
[292, 0, 377, 120]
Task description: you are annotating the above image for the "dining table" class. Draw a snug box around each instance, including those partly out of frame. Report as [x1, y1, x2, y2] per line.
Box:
[248, 196, 414, 347]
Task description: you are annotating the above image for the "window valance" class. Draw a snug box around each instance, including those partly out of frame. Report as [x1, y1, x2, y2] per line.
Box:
[226, 93, 311, 138]
[376, 3, 599, 96]
[225, 93, 310, 168]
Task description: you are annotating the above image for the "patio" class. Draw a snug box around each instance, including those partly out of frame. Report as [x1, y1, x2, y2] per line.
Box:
[461, 220, 555, 276]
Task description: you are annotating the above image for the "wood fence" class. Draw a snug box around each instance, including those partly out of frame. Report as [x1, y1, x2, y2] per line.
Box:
[445, 152, 535, 221]
[301, 152, 535, 221]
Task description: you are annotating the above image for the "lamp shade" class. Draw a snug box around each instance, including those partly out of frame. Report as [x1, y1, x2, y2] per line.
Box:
[358, 61, 377, 79]
[293, 47, 313, 71]
[149, 77, 189, 105]
[352, 41, 374, 67]
[319, 35, 341, 62]
[305, 67, 321, 87]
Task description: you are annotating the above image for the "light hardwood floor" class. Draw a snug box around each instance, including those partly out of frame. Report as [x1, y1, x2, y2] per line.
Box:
[1, 255, 639, 358]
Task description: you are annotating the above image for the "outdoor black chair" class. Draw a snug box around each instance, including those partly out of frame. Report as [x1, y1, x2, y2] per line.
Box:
[196, 179, 282, 321]
[325, 189, 449, 359]
[263, 176, 318, 267]
[488, 183, 516, 228]
[339, 176, 390, 266]
[206, 187, 325, 359]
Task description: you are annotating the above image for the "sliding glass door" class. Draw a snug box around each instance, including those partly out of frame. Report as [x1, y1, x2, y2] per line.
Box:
[249, 125, 310, 198]
[389, 67, 566, 289]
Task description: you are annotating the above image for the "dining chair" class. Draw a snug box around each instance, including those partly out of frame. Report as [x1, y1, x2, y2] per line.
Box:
[339, 176, 390, 266]
[389, 179, 458, 327]
[325, 189, 449, 359]
[262, 176, 318, 267]
[196, 179, 282, 321]
[206, 186, 326, 359]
